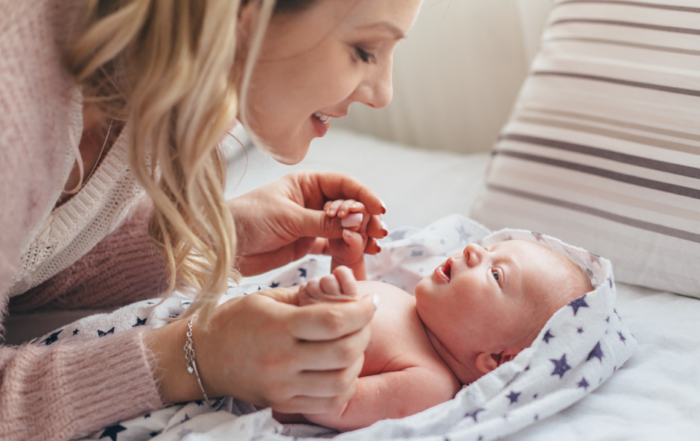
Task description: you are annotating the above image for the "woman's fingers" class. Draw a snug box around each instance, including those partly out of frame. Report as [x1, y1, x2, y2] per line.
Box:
[287, 294, 376, 341]
[293, 326, 371, 371]
[294, 355, 364, 398]
[294, 171, 385, 216]
[367, 215, 388, 239]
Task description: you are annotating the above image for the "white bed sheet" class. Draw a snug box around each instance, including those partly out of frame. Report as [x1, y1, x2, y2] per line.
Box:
[224, 129, 700, 438]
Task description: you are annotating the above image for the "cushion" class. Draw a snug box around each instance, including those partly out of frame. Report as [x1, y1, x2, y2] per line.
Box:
[471, 0, 700, 297]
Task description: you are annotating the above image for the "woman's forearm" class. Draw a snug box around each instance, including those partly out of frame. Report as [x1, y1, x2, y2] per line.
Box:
[0, 329, 162, 440]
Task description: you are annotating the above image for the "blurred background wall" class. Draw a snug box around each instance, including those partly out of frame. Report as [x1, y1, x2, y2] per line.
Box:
[334, 0, 553, 154]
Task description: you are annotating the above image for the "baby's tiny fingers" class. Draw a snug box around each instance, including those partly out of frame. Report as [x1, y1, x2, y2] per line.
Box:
[325, 200, 344, 217]
[333, 266, 359, 298]
[337, 199, 357, 218]
[319, 274, 342, 297]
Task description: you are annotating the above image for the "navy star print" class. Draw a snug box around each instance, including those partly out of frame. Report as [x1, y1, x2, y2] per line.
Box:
[568, 296, 589, 316]
[578, 377, 590, 391]
[298, 268, 307, 278]
[97, 327, 115, 337]
[456, 225, 471, 243]
[99, 424, 126, 441]
[550, 354, 571, 378]
[543, 329, 554, 343]
[73, 329, 79, 336]
[587, 342, 604, 362]
[507, 391, 520, 404]
[465, 408, 485, 422]
[618, 331, 626, 344]
[42, 330, 62, 346]
[270, 281, 280, 288]
[133, 317, 147, 327]
[531, 232, 545, 242]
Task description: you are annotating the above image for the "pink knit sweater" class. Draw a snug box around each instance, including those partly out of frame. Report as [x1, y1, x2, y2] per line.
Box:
[0, 0, 166, 438]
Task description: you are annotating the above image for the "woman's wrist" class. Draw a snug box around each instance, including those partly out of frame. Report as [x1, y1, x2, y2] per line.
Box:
[144, 319, 203, 404]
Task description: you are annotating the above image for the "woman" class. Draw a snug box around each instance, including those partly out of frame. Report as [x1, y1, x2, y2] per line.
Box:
[0, 0, 421, 438]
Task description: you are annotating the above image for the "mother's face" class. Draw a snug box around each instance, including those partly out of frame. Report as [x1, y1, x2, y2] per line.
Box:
[240, 0, 422, 164]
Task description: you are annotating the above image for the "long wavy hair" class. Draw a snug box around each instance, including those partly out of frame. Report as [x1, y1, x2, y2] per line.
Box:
[64, 0, 317, 323]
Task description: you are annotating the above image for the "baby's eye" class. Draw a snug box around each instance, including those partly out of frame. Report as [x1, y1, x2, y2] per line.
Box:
[492, 270, 499, 282]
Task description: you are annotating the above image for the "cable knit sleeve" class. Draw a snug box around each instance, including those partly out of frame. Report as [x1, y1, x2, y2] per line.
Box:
[0, 329, 163, 440]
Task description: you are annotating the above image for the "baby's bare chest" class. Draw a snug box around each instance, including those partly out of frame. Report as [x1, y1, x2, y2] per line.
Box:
[356, 281, 442, 376]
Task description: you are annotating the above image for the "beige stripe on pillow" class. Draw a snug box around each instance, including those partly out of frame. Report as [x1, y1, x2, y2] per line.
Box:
[471, 0, 700, 297]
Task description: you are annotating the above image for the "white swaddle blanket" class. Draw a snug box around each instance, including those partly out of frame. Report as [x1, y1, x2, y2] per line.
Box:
[59, 215, 635, 441]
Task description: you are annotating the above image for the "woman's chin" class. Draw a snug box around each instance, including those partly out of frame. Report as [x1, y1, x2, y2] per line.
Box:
[258, 140, 310, 165]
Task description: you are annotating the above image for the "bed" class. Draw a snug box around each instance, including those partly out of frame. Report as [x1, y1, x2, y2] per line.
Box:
[8, 0, 700, 438]
[222, 129, 700, 440]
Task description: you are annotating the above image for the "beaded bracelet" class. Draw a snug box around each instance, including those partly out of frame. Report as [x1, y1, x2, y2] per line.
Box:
[184, 316, 223, 408]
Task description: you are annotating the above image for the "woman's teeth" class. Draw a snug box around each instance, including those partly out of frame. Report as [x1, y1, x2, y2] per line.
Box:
[314, 112, 331, 122]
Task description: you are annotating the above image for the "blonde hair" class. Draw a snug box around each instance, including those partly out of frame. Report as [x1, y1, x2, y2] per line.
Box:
[65, 0, 277, 323]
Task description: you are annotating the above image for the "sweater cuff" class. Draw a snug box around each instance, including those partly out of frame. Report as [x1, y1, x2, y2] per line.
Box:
[1, 328, 163, 440]
[66, 329, 164, 438]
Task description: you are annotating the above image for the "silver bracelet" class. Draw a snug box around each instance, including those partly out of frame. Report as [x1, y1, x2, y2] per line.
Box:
[184, 316, 222, 408]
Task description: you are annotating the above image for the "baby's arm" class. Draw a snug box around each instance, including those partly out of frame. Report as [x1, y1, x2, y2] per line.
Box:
[303, 366, 456, 432]
[324, 199, 369, 281]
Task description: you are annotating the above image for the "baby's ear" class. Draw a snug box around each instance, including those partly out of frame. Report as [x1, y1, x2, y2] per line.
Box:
[475, 349, 523, 374]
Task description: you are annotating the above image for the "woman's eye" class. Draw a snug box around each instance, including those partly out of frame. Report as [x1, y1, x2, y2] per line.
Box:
[492, 270, 499, 282]
[355, 47, 376, 64]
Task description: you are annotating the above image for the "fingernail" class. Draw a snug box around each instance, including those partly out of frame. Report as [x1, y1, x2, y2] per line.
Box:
[373, 294, 380, 311]
[380, 221, 388, 236]
[342, 213, 363, 228]
[380, 200, 387, 214]
[328, 209, 336, 216]
[352, 202, 361, 210]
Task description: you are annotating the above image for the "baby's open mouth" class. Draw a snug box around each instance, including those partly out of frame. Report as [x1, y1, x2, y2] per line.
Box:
[435, 260, 452, 283]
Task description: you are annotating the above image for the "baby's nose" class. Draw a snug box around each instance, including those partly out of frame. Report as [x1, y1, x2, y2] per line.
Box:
[463, 243, 484, 267]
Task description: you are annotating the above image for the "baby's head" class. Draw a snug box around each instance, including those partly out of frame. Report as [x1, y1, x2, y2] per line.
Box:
[415, 239, 593, 385]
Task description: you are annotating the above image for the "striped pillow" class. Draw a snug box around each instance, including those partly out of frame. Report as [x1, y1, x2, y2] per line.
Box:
[471, 0, 700, 297]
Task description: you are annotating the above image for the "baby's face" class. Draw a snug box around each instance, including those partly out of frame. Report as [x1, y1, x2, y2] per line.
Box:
[415, 240, 572, 377]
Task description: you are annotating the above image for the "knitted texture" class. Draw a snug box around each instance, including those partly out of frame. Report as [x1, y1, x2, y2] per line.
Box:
[9, 198, 168, 313]
[0, 0, 168, 437]
[0, 328, 163, 440]
[7, 122, 146, 297]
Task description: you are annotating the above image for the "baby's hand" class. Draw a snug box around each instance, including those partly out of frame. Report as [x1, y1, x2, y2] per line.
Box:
[298, 266, 359, 306]
[324, 200, 370, 270]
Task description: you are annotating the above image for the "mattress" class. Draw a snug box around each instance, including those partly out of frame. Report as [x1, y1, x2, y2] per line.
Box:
[225, 129, 700, 438]
[8, 129, 700, 438]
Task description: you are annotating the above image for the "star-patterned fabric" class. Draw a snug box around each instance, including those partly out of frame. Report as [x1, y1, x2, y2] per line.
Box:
[58, 215, 634, 441]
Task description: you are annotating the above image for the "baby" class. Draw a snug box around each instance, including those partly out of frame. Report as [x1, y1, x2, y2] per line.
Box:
[276, 201, 593, 431]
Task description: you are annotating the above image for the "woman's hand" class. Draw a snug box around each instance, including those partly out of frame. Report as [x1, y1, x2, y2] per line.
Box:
[228, 171, 387, 276]
[145, 287, 377, 414]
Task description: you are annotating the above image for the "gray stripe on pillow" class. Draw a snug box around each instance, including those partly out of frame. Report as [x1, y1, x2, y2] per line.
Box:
[532, 71, 700, 97]
[514, 116, 700, 156]
[556, 0, 700, 13]
[488, 183, 700, 243]
[494, 150, 700, 199]
[522, 107, 700, 143]
[546, 37, 700, 57]
[550, 19, 700, 35]
[500, 134, 700, 176]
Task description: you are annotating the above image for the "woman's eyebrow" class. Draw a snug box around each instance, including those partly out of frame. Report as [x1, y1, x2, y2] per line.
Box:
[356, 21, 406, 40]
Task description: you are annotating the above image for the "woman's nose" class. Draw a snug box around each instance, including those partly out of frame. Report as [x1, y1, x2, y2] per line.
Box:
[463, 243, 486, 267]
[352, 60, 393, 109]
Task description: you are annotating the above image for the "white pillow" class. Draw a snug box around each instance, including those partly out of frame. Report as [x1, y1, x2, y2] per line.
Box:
[471, 0, 700, 297]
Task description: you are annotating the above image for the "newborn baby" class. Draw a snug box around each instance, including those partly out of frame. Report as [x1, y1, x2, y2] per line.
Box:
[277, 201, 593, 431]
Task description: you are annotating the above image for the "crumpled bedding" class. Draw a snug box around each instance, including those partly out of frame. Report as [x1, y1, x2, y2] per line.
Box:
[60, 215, 634, 441]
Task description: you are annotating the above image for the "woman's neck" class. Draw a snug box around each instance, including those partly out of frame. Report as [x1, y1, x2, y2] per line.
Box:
[55, 104, 120, 207]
